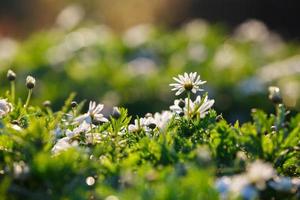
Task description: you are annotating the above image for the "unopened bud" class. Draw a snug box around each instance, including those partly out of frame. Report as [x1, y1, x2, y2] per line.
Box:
[71, 101, 78, 108]
[26, 76, 36, 89]
[111, 107, 121, 119]
[179, 111, 184, 117]
[7, 69, 16, 81]
[43, 100, 51, 107]
[178, 99, 185, 108]
[268, 86, 282, 104]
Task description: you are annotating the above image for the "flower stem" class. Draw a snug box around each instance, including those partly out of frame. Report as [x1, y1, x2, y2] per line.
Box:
[187, 92, 191, 120]
[10, 81, 15, 104]
[24, 89, 32, 108]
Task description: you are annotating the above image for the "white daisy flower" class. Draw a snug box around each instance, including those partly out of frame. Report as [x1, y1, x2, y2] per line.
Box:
[51, 137, 78, 154]
[169, 72, 206, 96]
[128, 118, 147, 132]
[153, 111, 174, 130]
[0, 99, 13, 117]
[66, 121, 92, 138]
[74, 101, 108, 124]
[170, 95, 214, 118]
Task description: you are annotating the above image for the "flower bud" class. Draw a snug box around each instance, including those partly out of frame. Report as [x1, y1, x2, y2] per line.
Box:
[71, 101, 78, 108]
[111, 107, 121, 119]
[43, 100, 51, 107]
[179, 111, 184, 117]
[7, 69, 16, 81]
[26, 76, 36, 89]
[178, 99, 185, 108]
[268, 86, 282, 104]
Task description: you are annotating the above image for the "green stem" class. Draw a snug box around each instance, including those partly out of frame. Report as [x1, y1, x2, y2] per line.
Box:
[90, 122, 94, 144]
[24, 89, 32, 108]
[187, 92, 191, 120]
[10, 81, 15, 104]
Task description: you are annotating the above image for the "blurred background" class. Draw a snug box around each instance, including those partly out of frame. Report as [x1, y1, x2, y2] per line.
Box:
[0, 0, 300, 122]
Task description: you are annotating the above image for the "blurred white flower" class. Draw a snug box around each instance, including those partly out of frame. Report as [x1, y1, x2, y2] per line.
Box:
[56, 4, 84, 30]
[13, 161, 30, 180]
[213, 44, 239, 69]
[229, 174, 250, 196]
[74, 101, 108, 124]
[127, 57, 157, 76]
[0, 99, 13, 117]
[258, 55, 300, 83]
[0, 38, 18, 61]
[66, 121, 92, 138]
[234, 20, 269, 43]
[123, 24, 152, 48]
[183, 19, 208, 41]
[51, 137, 78, 154]
[246, 160, 275, 189]
[187, 43, 207, 62]
[170, 72, 206, 96]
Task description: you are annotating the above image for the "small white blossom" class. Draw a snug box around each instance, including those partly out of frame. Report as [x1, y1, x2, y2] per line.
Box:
[51, 137, 78, 154]
[169, 72, 206, 96]
[152, 111, 174, 130]
[74, 101, 108, 124]
[13, 161, 30, 180]
[128, 118, 147, 132]
[0, 99, 13, 117]
[67, 121, 92, 138]
[246, 160, 275, 189]
[170, 95, 214, 118]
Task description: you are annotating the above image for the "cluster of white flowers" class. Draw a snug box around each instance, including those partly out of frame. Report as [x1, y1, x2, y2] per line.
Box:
[169, 72, 214, 118]
[52, 101, 108, 154]
[215, 160, 300, 200]
[170, 95, 214, 118]
[53, 72, 213, 150]
[128, 111, 174, 133]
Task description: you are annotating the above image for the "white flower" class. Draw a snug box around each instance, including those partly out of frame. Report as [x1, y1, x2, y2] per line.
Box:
[74, 101, 108, 124]
[0, 99, 13, 117]
[169, 72, 206, 96]
[128, 118, 147, 132]
[68, 121, 92, 138]
[153, 111, 174, 130]
[170, 95, 214, 118]
[13, 161, 30, 180]
[51, 137, 78, 154]
[246, 160, 275, 189]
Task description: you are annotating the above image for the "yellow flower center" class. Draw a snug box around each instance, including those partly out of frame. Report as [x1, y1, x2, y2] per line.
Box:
[184, 82, 193, 91]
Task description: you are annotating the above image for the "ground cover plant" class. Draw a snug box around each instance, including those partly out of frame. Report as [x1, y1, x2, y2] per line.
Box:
[0, 70, 299, 200]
